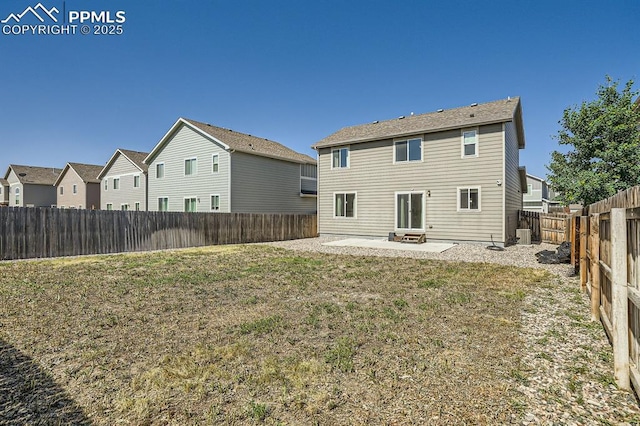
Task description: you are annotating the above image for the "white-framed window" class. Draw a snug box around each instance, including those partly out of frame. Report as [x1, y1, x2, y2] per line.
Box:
[104, 179, 108, 191]
[462, 129, 478, 157]
[332, 147, 349, 169]
[185, 158, 197, 176]
[212, 154, 219, 173]
[334, 192, 356, 218]
[394, 138, 422, 162]
[113, 178, 120, 190]
[158, 197, 168, 212]
[15, 187, 20, 205]
[184, 197, 197, 212]
[458, 187, 480, 211]
[121, 204, 129, 211]
[59, 186, 64, 195]
[72, 184, 77, 194]
[106, 203, 113, 211]
[156, 163, 165, 179]
[210, 195, 220, 211]
[133, 175, 140, 188]
[135, 202, 140, 211]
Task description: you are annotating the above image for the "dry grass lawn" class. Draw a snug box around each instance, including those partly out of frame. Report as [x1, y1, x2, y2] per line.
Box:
[0, 244, 550, 425]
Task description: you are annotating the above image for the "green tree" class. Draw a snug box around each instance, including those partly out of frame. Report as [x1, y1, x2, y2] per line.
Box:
[547, 77, 640, 206]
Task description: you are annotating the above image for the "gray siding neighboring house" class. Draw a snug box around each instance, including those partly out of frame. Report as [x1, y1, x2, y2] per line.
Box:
[0, 178, 8, 206]
[98, 149, 149, 211]
[4, 165, 62, 207]
[144, 118, 317, 214]
[54, 163, 103, 209]
[523, 174, 560, 213]
[312, 97, 527, 246]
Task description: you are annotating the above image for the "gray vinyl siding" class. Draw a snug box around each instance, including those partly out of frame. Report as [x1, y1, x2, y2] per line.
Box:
[101, 154, 147, 210]
[318, 123, 508, 244]
[231, 152, 317, 213]
[57, 169, 100, 209]
[0, 184, 8, 204]
[7, 170, 56, 207]
[503, 121, 522, 243]
[147, 125, 230, 212]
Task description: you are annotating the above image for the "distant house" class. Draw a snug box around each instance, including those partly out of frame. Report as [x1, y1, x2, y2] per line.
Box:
[312, 97, 527, 246]
[522, 173, 560, 213]
[0, 178, 8, 206]
[97, 149, 149, 211]
[4, 165, 62, 207]
[144, 118, 317, 213]
[53, 163, 103, 209]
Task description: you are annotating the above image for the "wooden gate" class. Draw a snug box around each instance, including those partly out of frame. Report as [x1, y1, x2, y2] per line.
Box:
[540, 214, 570, 244]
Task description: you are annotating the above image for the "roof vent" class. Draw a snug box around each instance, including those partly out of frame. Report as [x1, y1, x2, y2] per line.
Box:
[507, 96, 511, 101]
[18, 173, 27, 177]
[437, 109, 444, 113]
[398, 116, 405, 119]
[372, 120, 379, 124]
[410, 112, 414, 116]
[470, 113, 475, 117]
[470, 103, 478, 107]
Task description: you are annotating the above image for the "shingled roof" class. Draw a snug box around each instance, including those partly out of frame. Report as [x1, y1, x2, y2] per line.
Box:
[4, 165, 62, 185]
[54, 163, 104, 186]
[145, 118, 315, 165]
[0, 178, 7, 187]
[97, 149, 150, 180]
[313, 97, 524, 149]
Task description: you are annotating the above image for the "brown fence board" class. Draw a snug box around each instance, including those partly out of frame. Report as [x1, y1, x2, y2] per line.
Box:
[0, 207, 317, 261]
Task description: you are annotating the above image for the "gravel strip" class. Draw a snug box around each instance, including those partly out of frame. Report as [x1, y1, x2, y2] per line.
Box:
[262, 237, 640, 424]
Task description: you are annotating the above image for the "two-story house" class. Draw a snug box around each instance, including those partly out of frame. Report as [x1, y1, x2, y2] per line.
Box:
[54, 162, 103, 209]
[4, 165, 62, 207]
[522, 173, 560, 213]
[144, 118, 317, 214]
[97, 149, 149, 211]
[312, 97, 527, 246]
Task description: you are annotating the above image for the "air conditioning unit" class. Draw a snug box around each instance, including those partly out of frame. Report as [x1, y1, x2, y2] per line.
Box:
[516, 228, 531, 245]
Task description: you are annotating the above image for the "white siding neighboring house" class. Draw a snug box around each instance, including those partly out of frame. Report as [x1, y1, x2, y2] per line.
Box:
[312, 97, 527, 246]
[0, 178, 8, 206]
[522, 173, 560, 213]
[144, 118, 317, 214]
[98, 149, 149, 211]
[54, 162, 103, 209]
[4, 165, 62, 207]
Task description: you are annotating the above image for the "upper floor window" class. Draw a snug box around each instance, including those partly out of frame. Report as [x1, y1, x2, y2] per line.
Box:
[59, 186, 64, 195]
[15, 187, 20, 205]
[212, 155, 219, 173]
[527, 184, 533, 195]
[134, 175, 140, 188]
[72, 184, 77, 194]
[156, 163, 165, 179]
[300, 164, 317, 179]
[395, 138, 422, 162]
[332, 147, 349, 169]
[185, 158, 197, 176]
[462, 129, 478, 157]
[113, 178, 120, 190]
[104, 179, 108, 191]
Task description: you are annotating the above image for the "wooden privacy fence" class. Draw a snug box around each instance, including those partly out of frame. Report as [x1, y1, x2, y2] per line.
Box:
[518, 211, 571, 244]
[0, 207, 317, 261]
[575, 186, 640, 395]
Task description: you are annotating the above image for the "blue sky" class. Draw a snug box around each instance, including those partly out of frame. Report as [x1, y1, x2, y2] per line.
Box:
[1, 0, 638, 179]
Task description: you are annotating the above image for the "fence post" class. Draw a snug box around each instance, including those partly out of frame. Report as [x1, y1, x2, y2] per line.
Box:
[571, 216, 578, 272]
[580, 216, 588, 292]
[611, 208, 630, 390]
[590, 213, 600, 321]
